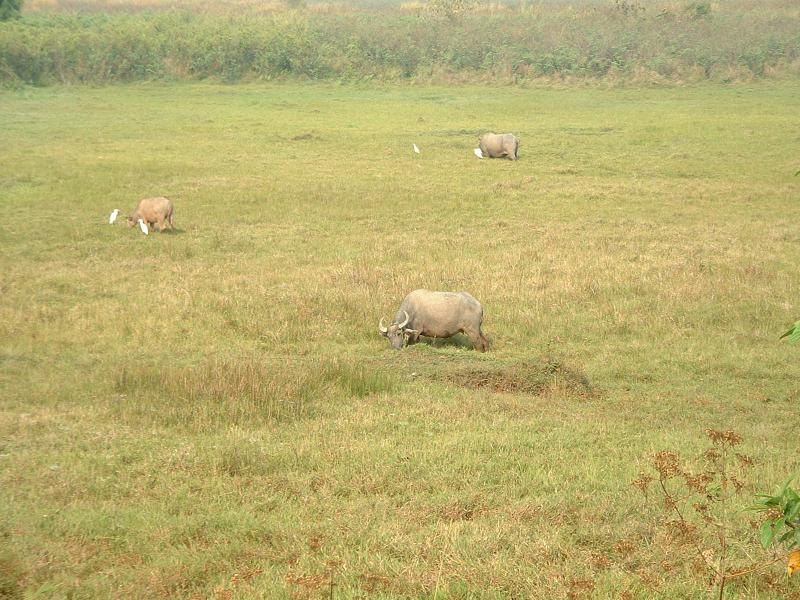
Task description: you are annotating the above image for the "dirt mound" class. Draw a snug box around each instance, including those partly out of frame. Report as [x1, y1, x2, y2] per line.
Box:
[440, 357, 594, 397]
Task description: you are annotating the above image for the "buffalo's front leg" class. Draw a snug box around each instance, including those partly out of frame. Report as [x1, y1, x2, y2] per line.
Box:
[405, 331, 421, 346]
[465, 328, 488, 352]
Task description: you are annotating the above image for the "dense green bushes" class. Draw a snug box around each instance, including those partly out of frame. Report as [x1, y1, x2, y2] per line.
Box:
[0, 0, 23, 22]
[1, 3, 799, 85]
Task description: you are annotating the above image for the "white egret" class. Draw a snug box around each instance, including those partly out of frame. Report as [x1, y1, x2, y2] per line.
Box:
[138, 219, 149, 235]
[474, 148, 483, 159]
[108, 209, 120, 224]
[413, 143, 420, 154]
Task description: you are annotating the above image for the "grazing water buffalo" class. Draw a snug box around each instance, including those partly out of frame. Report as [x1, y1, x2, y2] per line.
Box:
[378, 289, 489, 352]
[478, 133, 520, 160]
[127, 197, 174, 232]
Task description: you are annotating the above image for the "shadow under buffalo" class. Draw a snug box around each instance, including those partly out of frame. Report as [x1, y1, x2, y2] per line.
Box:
[412, 335, 477, 350]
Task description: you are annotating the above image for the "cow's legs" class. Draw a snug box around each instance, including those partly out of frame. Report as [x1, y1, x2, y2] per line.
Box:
[476, 331, 489, 352]
[405, 331, 421, 345]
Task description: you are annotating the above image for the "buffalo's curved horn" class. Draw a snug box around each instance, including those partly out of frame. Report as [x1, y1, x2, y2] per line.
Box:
[398, 311, 410, 329]
[378, 318, 388, 334]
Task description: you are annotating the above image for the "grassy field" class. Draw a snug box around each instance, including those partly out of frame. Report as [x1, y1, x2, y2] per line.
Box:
[1, 81, 800, 598]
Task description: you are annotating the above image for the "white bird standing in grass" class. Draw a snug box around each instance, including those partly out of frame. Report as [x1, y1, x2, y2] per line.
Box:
[108, 209, 120, 224]
[413, 143, 420, 155]
[138, 219, 149, 235]
[474, 147, 483, 159]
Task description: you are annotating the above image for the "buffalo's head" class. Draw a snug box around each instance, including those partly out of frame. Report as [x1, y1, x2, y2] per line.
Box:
[378, 311, 419, 349]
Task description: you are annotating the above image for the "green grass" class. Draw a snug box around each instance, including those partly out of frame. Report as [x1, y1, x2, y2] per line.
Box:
[1, 81, 800, 598]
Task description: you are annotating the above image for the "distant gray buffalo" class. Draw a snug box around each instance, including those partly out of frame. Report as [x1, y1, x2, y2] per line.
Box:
[378, 289, 489, 352]
[127, 196, 174, 232]
[478, 133, 520, 160]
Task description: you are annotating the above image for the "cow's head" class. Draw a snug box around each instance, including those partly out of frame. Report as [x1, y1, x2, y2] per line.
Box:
[378, 311, 418, 349]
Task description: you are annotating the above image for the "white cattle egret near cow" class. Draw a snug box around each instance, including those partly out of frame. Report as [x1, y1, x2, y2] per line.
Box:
[109, 209, 120, 224]
[138, 218, 149, 235]
[413, 143, 420, 154]
[474, 148, 483, 159]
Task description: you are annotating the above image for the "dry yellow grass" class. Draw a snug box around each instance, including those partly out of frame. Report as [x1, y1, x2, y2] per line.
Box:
[0, 81, 799, 598]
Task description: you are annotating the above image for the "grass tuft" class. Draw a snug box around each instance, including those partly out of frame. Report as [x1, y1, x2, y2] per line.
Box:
[111, 357, 398, 429]
[112, 357, 326, 428]
[0, 550, 23, 600]
[323, 361, 397, 398]
[215, 438, 271, 477]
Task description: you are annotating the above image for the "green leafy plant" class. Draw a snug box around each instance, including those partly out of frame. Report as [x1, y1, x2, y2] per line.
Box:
[753, 479, 800, 551]
[780, 321, 800, 343]
[752, 479, 800, 577]
[0, 0, 23, 21]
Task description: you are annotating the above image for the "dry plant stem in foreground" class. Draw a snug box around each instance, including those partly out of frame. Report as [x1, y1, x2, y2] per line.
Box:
[633, 429, 771, 598]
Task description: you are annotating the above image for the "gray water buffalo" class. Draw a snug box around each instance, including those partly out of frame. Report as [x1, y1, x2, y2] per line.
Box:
[478, 133, 519, 160]
[127, 197, 174, 232]
[378, 289, 489, 352]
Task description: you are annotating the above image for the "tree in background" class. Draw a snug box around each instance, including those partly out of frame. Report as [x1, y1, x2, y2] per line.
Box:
[0, 0, 23, 20]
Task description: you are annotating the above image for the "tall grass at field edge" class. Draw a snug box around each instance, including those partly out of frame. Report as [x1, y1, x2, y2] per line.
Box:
[1, 3, 799, 85]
